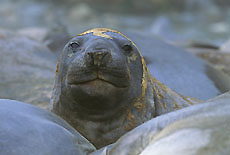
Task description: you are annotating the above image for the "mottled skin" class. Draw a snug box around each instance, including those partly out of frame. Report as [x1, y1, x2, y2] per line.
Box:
[51, 28, 199, 148]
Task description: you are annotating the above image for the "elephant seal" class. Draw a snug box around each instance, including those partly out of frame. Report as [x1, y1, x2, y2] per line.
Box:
[0, 99, 95, 155]
[51, 28, 200, 148]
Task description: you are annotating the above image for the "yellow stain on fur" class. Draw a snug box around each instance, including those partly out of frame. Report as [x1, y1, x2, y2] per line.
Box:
[55, 61, 60, 77]
[134, 98, 145, 112]
[125, 109, 137, 131]
[78, 28, 114, 39]
[173, 101, 181, 110]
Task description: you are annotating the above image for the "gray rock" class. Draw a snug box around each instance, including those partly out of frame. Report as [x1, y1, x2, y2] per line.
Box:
[17, 27, 49, 42]
[149, 16, 185, 41]
[186, 46, 230, 77]
[17, 25, 71, 53]
[220, 39, 230, 53]
[0, 99, 96, 155]
[0, 28, 57, 108]
[91, 91, 230, 155]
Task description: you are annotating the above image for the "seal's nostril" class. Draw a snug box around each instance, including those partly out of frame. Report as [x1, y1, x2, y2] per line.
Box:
[86, 49, 111, 67]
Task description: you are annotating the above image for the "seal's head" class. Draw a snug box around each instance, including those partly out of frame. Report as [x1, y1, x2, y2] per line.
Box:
[52, 28, 145, 122]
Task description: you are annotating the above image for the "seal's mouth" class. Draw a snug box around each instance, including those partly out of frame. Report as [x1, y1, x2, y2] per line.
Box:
[70, 78, 122, 87]
[67, 67, 130, 88]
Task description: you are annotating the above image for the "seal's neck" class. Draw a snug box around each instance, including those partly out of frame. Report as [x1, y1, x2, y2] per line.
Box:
[52, 96, 133, 148]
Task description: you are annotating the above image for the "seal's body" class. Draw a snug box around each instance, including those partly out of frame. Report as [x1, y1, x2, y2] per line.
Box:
[51, 28, 199, 148]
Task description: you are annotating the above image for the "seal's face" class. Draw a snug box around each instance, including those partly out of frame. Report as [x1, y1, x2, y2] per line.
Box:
[54, 28, 143, 120]
[67, 35, 130, 89]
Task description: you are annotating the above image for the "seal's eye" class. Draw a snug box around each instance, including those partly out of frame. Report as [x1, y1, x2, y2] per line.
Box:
[122, 44, 133, 55]
[69, 42, 80, 49]
[69, 42, 80, 52]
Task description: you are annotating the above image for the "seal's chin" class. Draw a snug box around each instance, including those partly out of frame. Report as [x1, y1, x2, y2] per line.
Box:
[68, 78, 128, 112]
[66, 68, 130, 111]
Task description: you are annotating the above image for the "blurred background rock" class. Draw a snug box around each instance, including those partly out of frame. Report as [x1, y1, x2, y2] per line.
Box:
[0, 0, 229, 108]
[0, 0, 230, 43]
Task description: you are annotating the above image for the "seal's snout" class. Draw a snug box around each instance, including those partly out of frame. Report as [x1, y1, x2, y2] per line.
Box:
[86, 48, 111, 67]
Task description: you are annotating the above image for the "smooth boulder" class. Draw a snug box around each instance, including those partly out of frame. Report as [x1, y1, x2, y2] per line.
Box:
[0, 99, 96, 155]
